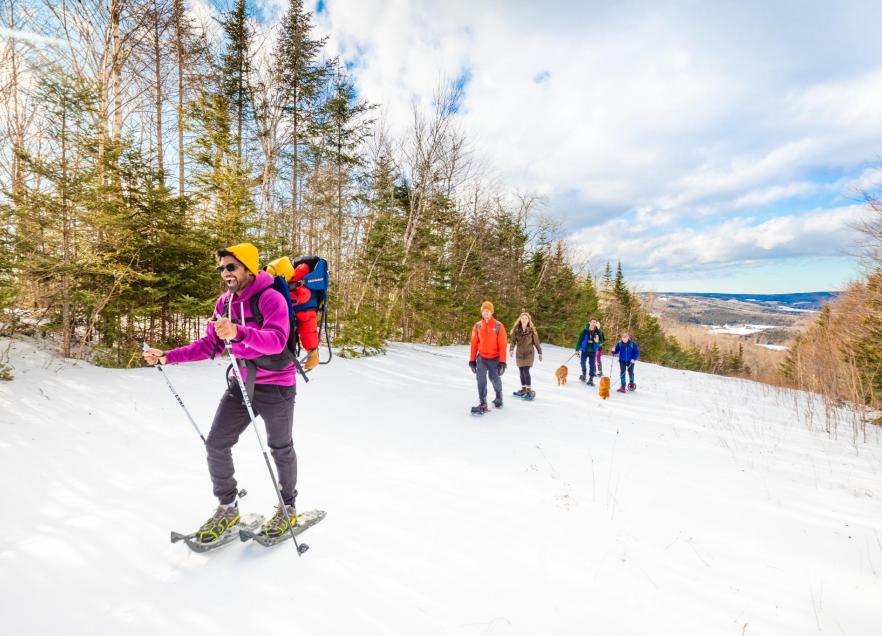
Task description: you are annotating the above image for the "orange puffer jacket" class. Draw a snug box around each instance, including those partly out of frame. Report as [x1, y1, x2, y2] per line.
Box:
[469, 318, 507, 363]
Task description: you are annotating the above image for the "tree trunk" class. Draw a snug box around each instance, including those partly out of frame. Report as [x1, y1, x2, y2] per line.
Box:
[61, 105, 71, 358]
[153, 0, 164, 182]
[111, 0, 123, 143]
[174, 0, 185, 201]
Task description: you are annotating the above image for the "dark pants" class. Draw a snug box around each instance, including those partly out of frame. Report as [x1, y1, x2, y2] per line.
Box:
[476, 355, 503, 404]
[519, 366, 532, 387]
[580, 350, 597, 378]
[619, 360, 635, 387]
[206, 382, 297, 506]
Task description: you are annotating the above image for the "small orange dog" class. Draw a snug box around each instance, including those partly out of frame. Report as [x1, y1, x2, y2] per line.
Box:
[598, 375, 611, 399]
[555, 365, 568, 385]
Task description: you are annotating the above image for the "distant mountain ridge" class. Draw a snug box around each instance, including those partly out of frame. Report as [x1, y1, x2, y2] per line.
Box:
[657, 291, 839, 311]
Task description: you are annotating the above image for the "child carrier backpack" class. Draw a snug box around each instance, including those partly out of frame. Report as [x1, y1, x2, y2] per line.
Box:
[291, 255, 331, 365]
[261, 255, 332, 367]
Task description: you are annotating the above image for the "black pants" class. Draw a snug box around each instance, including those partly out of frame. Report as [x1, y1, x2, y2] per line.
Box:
[206, 383, 297, 506]
[519, 365, 532, 387]
[619, 360, 635, 386]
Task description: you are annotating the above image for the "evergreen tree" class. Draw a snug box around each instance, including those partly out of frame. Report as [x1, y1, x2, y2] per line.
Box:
[274, 0, 330, 247]
[18, 74, 99, 357]
[220, 0, 254, 163]
[601, 261, 613, 292]
[187, 90, 255, 245]
[318, 70, 375, 306]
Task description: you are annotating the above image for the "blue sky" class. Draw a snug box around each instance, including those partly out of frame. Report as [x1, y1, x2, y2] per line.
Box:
[255, 0, 882, 293]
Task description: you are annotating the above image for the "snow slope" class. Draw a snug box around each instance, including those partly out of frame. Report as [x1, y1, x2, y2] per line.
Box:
[1, 339, 881, 636]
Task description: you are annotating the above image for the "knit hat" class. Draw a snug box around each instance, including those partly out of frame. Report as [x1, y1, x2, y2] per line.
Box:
[481, 300, 494, 314]
[222, 243, 259, 276]
[266, 256, 295, 281]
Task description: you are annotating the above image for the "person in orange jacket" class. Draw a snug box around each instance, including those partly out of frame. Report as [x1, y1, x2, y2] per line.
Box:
[469, 301, 508, 414]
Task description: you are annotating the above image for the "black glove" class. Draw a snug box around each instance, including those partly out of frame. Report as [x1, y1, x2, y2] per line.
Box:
[498, 362, 507, 376]
[469, 360, 477, 373]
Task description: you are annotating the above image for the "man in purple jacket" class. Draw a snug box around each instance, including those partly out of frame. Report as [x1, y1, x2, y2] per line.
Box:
[143, 242, 298, 544]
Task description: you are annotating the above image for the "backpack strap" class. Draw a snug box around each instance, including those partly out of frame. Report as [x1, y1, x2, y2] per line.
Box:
[246, 288, 308, 383]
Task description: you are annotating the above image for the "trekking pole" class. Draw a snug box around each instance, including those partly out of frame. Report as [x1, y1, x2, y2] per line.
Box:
[143, 342, 206, 444]
[220, 306, 307, 556]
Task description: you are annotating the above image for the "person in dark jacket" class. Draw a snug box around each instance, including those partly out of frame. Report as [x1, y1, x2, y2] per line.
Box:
[612, 332, 640, 393]
[574, 318, 605, 386]
[509, 311, 543, 399]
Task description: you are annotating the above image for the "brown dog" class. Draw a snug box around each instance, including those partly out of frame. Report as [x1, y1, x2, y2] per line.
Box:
[598, 375, 611, 399]
[555, 365, 568, 385]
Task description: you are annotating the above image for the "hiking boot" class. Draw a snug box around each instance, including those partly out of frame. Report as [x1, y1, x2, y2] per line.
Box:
[304, 348, 320, 370]
[197, 503, 240, 543]
[616, 386, 627, 394]
[262, 504, 298, 537]
[587, 378, 595, 386]
[493, 396, 503, 408]
[471, 403, 489, 415]
[578, 374, 586, 382]
[513, 387, 526, 397]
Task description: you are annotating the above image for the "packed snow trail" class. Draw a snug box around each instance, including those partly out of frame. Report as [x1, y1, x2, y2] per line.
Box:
[1, 339, 881, 635]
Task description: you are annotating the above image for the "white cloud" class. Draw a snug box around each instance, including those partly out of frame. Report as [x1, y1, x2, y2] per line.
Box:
[573, 204, 869, 273]
[309, 0, 882, 283]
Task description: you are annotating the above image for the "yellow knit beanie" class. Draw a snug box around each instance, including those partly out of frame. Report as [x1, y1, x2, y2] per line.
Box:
[266, 256, 295, 281]
[223, 243, 259, 276]
[481, 300, 494, 314]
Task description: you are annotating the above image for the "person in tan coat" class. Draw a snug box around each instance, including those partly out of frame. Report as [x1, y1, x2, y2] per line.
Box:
[509, 311, 543, 400]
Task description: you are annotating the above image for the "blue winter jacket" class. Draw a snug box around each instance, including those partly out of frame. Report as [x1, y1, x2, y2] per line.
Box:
[613, 339, 640, 364]
[576, 327, 605, 353]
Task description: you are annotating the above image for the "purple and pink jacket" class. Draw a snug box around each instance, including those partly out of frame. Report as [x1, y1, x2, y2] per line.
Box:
[164, 271, 295, 386]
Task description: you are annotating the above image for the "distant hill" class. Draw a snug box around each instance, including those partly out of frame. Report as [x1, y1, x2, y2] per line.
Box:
[642, 292, 841, 344]
[656, 291, 839, 312]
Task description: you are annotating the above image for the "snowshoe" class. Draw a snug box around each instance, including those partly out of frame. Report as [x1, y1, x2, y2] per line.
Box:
[522, 390, 536, 401]
[493, 396, 503, 409]
[513, 388, 526, 397]
[260, 504, 298, 538]
[616, 386, 627, 394]
[171, 509, 264, 554]
[471, 403, 489, 416]
[196, 504, 240, 544]
[628, 382, 637, 392]
[240, 509, 327, 548]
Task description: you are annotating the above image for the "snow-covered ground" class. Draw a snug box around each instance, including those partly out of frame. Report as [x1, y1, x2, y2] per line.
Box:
[1, 338, 881, 635]
[706, 324, 778, 336]
[777, 306, 817, 313]
[758, 343, 788, 351]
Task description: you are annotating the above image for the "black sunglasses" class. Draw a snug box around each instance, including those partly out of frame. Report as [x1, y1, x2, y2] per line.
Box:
[215, 263, 239, 274]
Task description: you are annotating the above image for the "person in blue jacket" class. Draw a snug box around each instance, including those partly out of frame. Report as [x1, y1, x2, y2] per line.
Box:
[612, 332, 640, 393]
[574, 318, 604, 386]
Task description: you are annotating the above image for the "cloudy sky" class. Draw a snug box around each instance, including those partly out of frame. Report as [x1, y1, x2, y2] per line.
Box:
[254, 0, 882, 292]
